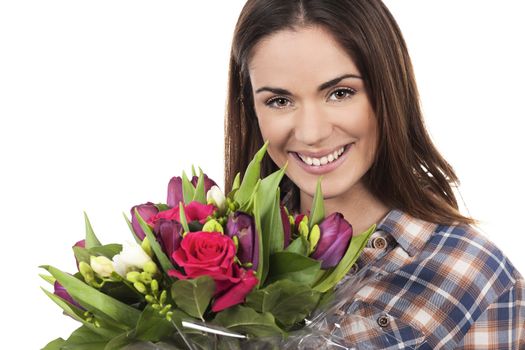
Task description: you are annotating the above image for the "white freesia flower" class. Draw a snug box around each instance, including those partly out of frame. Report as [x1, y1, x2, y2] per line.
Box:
[90, 256, 115, 278]
[112, 241, 152, 277]
[207, 185, 226, 210]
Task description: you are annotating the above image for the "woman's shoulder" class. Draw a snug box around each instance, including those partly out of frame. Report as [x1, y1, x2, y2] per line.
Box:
[368, 209, 524, 347]
[379, 209, 522, 287]
[427, 220, 522, 286]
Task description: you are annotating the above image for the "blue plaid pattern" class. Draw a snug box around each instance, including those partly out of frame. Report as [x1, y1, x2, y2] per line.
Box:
[331, 209, 525, 349]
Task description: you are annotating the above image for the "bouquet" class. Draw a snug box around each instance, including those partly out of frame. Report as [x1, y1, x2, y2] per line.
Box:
[40, 143, 375, 349]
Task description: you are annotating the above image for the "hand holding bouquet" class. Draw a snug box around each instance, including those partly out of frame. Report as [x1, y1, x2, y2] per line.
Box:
[41, 143, 374, 349]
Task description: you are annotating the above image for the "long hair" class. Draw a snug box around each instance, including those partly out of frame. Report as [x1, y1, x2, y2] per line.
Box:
[224, 0, 476, 226]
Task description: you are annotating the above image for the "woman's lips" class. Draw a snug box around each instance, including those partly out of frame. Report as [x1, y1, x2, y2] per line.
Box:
[290, 143, 353, 175]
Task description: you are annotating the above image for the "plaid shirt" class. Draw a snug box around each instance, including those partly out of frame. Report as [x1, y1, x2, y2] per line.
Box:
[330, 209, 525, 349]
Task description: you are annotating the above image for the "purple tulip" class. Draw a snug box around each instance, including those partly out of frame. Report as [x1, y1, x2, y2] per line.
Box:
[54, 281, 83, 309]
[153, 219, 183, 260]
[226, 212, 259, 270]
[280, 206, 291, 248]
[167, 174, 218, 208]
[310, 213, 353, 269]
[131, 202, 159, 240]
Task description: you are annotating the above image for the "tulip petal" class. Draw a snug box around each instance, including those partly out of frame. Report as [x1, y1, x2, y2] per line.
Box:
[131, 203, 159, 240]
[310, 213, 353, 269]
[167, 176, 183, 208]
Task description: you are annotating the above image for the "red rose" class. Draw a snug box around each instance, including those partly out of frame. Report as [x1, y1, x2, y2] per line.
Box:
[169, 231, 236, 279]
[168, 231, 258, 312]
[211, 266, 258, 312]
[147, 201, 215, 226]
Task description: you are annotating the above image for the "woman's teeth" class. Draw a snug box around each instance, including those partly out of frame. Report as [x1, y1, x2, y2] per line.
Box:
[298, 146, 345, 166]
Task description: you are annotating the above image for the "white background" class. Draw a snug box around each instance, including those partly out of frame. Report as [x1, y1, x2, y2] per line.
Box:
[0, 1, 523, 348]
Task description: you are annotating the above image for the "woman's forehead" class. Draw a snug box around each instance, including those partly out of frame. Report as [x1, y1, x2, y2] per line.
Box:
[248, 26, 361, 91]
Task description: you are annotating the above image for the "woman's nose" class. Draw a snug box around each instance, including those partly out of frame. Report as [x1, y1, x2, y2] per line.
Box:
[293, 103, 332, 146]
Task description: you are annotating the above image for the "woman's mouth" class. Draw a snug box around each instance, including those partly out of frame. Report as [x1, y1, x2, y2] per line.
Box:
[290, 143, 354, 175]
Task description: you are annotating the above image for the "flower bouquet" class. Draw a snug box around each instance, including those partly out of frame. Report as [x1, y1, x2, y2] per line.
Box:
[40, 143, 376, 349]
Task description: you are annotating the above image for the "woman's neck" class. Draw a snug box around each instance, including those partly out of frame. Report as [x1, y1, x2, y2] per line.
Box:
[299, 181, 391, 236]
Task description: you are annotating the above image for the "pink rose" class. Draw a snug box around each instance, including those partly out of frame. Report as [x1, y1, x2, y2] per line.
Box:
[147, 201, 215, 226]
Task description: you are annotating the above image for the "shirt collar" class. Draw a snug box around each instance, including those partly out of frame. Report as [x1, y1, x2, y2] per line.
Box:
[376, 209, 438, 257]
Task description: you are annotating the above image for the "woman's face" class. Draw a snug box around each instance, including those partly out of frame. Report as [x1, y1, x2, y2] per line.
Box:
[248, 26, 378, 201]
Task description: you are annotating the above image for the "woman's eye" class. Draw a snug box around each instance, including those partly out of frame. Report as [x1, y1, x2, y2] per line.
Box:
[265, 97, 291, 109]
[328, 88, 357, 101]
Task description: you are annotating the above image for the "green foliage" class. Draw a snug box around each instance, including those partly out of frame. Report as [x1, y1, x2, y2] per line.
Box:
[84, 212, 102, 249]
[308, 178, 325, 230]
[171, 275, 215, 321]
[181, 171, 195, 204]
[266, 252, 321, 286]
[246, 280, 320, 330]
[43, 265, 141, 328]
[178, 204, 190, 233]
[234, 141, 268, 207]
[192, 168, 206, 204]
[134, 305, 174, 342]
[284, 236, 310, 256]
[60, 325, 109, 350]
[89, 244, 122, 260]
[123, 212, 142, 244]
[213, 305, 284, 338]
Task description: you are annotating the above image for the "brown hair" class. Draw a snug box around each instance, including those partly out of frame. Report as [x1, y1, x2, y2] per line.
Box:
[224, 0, 476, 226]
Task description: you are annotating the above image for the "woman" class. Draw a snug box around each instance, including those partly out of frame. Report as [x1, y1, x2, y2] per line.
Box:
[224, 0, 524, 349]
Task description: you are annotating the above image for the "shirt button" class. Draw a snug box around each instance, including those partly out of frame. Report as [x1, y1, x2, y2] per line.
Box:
[349, 263, 359, 275]
[372, 236, 387, 249]
[377, 315, 390, 328]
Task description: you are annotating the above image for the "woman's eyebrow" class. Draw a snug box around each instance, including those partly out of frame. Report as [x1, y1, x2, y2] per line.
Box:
[255, 73, 362, 95]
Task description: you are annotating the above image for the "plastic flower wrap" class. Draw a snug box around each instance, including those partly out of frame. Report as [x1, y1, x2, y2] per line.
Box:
[40, 142, 378, 349]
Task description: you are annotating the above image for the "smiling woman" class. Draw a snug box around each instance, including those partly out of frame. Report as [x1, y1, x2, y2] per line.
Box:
[249, 26, 383, 236]
[224, 0, 525, 348]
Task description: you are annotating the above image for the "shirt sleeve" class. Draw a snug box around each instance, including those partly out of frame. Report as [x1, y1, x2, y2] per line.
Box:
[455, 278, 525, 349]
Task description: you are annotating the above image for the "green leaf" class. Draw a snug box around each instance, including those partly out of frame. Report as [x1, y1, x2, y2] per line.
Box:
[42, 338, 66, 350]
[43, 265, 141, 328]
[268, 189, 284, 254]
[313, 224, 375, 292]
[104, 331, 134, 350]
[234, 141, 268, 207]
[284, 236, 310, 256]
[134, 209, 175, 274]
[88, 244, 122, 259]
[252, 191, 266, 288]
[192, 168, 206, 204]
[182, 171, 195, 204]
[134, 305, 174, 342]
[84, 212, 102, 249]
[266, 251, 321, 286]
[41, 288, 123, 339]
[62, 325, 108, 350]
[39, 273, 56, 285]
[191, 164, 197, 177]
[155, 203, 170, 211]
[257, 165, 287, 218]
[73, 246, 90, 266]
[123, 212, 142, 244]
[232, 172, 241, 192]
[171, 275, 215, 321]
[250, 280, 321, 329]
[213, 305, 284, 338]
[178, 204, 190, 233]
[308, 178, 325, 230]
